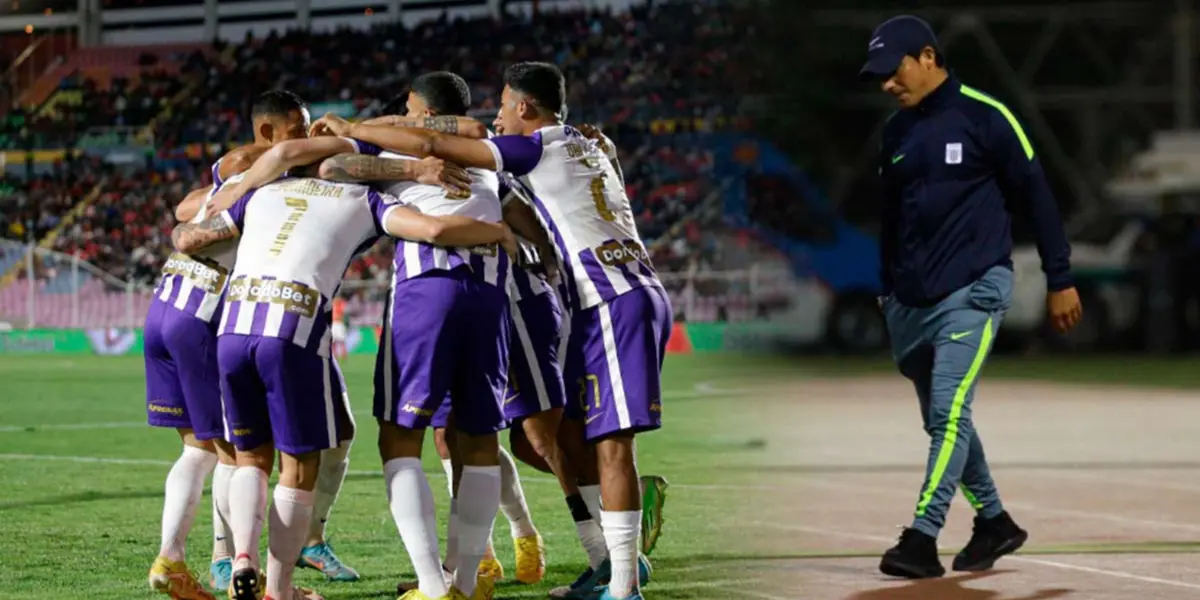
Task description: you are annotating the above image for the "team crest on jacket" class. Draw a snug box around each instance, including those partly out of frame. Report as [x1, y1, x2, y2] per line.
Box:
[945, 142, 963, 165]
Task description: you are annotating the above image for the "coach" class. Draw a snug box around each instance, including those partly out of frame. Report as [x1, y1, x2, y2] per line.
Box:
[859, 15, 1083, 579]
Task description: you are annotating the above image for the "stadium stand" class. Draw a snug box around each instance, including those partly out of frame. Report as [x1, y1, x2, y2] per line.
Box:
[0, 1, 805, 329]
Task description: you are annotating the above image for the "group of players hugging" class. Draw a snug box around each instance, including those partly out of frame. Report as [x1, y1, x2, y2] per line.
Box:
[142, 62, 671, 600]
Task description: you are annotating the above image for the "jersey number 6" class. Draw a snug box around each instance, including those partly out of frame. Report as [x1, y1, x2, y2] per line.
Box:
[589, 175, 616, 222]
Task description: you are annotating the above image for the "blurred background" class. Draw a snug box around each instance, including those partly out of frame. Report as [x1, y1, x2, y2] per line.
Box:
[0, 0, 1196, 358]
[10, 2, 1200, 599]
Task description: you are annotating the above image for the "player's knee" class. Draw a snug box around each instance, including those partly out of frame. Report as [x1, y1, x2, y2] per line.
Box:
[594, 432, 636, 471]
[279, 450, 322, 491]
[235, 443, 275, 473]
[214, 439, 238, 464]
[377, 421, 424, 461]
[455, 431, 500, 466]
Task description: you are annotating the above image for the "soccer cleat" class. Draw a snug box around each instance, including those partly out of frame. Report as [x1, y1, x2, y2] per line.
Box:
[396, 565, 454, 595]
[513, 533, 547, 584]
[398, 590, 449, 600]
[210, 558, 233, 593]
[148, 556, 218, 600]
[477, 555, 504, 582]
[952, 511, 1028, 572]
[263, 586, 323, 600]
[879, 528, 945, 579]
[596, 587, 645, 600]
[229, 565, 265, 600]
[548, 555, 653, 599]
[296, 541, 360, 581]
[639, 475, 669, 556]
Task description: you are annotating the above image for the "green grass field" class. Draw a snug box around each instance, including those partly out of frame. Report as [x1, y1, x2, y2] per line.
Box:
[3, 352, 1199, 600]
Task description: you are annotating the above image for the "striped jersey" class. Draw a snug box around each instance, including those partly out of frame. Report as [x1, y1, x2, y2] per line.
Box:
[217, 177, 396, 357]
[484, 126, 660, 311]
[152, 169, 244, 325]
[498, 173, 552, 303]
[376, 149, 508, 289]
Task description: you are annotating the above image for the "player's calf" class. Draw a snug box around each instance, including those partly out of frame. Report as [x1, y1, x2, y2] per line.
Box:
[595, 434, 643, 599]
[450, 431, 502, 598]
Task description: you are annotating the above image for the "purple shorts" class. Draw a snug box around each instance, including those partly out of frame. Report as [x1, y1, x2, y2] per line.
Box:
[217, 334, 351, 455]
[144, 298, 225, 440]
[563, 286, 672, 441]
[373, 266, 510, 436]
[429, 289, 566, 429]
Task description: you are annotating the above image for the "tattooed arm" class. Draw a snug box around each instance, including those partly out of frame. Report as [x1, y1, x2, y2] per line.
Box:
[171, 213, 240, 255]
[318, 153, 472, 193]
[353, 115, 488, 139]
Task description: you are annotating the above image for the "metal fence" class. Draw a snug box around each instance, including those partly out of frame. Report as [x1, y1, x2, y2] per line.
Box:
[0, 238, 801, 330]
[0, 240, 151, 329]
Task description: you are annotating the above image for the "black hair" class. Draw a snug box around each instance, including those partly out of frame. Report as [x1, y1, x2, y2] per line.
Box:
[504, 62, 566, 119]
[408, 71, 471, 116]
[250, 90, 308, 120]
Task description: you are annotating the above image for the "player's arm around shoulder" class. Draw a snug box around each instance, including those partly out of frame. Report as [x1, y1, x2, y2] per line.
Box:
[171, 203, 245, 255]
[375, 194, 517, 254]
[316, 152, 471, 194]
[175, 145, 270, 222]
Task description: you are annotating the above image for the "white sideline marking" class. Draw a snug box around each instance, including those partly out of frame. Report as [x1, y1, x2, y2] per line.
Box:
[0, 421, 144, 432]
[752, 522, 1200, 590]
[801, 476, 1200, 534]
[0, 453, 755, 493]
[0, 378, 778, 434]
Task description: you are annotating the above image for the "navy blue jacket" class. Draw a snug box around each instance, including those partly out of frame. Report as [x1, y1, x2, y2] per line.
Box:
[879, 76, 1073, 307]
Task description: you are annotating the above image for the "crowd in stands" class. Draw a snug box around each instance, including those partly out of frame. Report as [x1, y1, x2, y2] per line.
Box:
[0, 1, 792, 325]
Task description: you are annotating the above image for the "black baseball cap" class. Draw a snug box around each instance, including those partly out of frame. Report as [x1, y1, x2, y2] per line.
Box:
[858, 15, 940, 81]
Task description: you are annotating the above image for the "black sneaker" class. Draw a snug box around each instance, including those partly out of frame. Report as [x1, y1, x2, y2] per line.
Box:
[879, 528, 945, 579]
[952, 511, 1029, 572]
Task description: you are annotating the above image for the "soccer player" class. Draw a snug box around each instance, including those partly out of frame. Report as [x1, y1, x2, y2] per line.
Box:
[317, 74, 548, 596]
[175, 133, 514, 600]
[321, 73, 510, 600]
[145, 91, 312, 600]
[316, 62, 672, 600]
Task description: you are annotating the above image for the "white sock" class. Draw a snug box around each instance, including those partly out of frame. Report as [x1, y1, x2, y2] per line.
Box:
[159, 445, 217, 561]
[444, 498, 459, 573]
[385, 457, 447, 598]
[441, 458, 455, 497]
[228, 466, 269, 570]
[576, 519, 608, 568]
[453, 465, 501, 595]
[211, 462, 236, 562]
[580, 485, 604, 523]
[308, 440, 351, 544]
[601, 510, 642, 597]
[266, 486, 315, 599]
[498, 446, 538, 538]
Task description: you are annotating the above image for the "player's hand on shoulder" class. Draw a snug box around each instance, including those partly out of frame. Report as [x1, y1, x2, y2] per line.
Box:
[1046, 287, 1083, 334]
[310, 113, 352, 137]
[577, 124, 603, 139]
[414, 157, 472, 197]
[499, 222, 519, 258]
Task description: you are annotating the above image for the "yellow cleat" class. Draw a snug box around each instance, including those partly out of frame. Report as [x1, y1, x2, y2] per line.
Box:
[449, 573, 495, 600]
[513, 534, 546, 584]
[476, 556, 503, 583]
[398, 590, 450, 600]
[149, 556, 218, 600]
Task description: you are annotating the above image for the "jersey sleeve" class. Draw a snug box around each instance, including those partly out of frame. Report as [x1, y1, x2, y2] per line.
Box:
[481, 135, 543, 176]
[367, 189, 406, 236]
[597, 134, 619, 161]
[340, 137, 383, 156]
[218, 190, 256, 233]
[210, 158, 225, 189]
